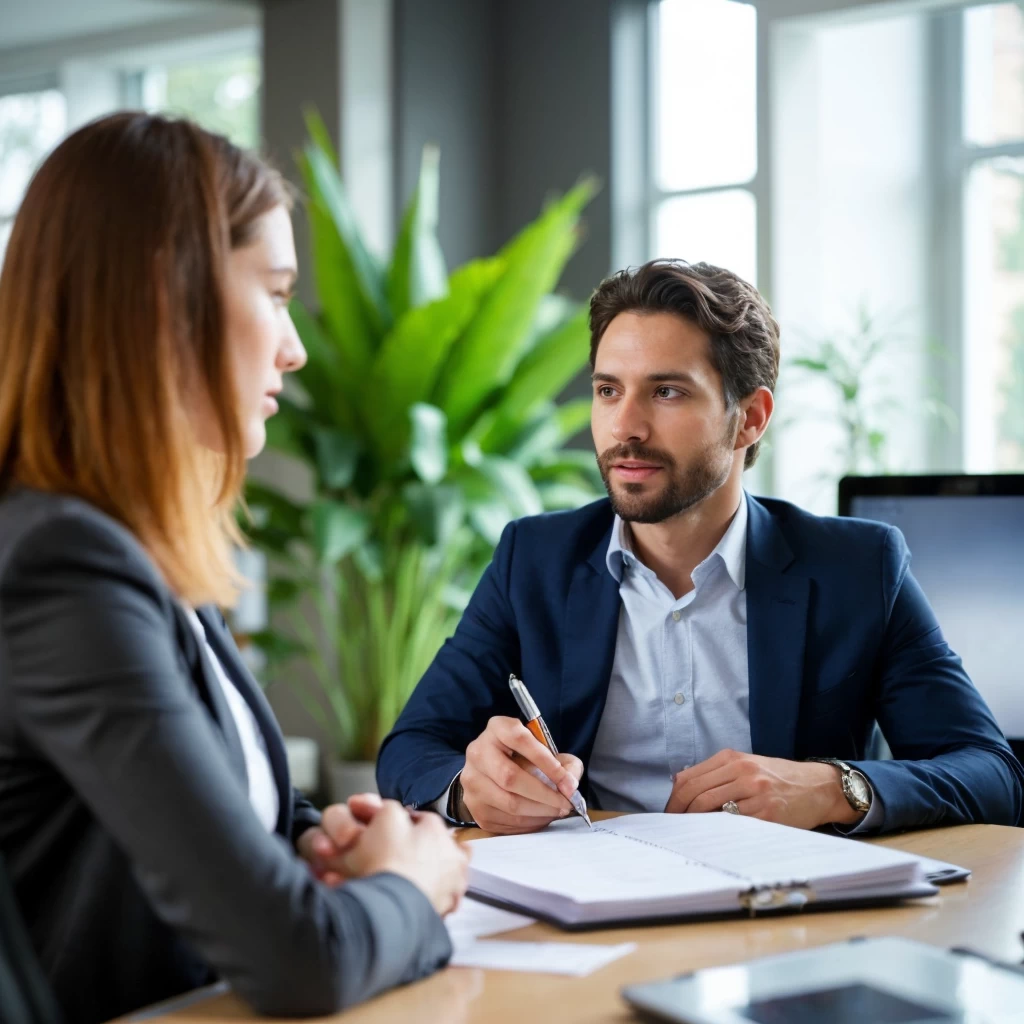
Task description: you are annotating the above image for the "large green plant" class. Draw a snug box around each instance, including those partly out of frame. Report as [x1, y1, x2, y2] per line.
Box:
[244, 113, 602, 762]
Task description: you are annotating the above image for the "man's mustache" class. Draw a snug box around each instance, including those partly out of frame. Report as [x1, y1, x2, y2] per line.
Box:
[597, 444, 676, 470]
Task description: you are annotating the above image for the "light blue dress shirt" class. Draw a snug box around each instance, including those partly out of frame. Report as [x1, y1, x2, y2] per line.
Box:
[588, 492, 881, 831]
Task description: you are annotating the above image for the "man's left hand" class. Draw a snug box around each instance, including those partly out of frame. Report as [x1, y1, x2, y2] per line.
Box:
[664, 749, 863, 830]
[296, 792, 384, 886]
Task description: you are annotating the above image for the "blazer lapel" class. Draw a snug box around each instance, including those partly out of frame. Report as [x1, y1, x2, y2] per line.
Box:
[745, 498, 810, 760]
[559, 520, 623, 772]
[171, 603, 249, 784]
[197, 607, 292, 837]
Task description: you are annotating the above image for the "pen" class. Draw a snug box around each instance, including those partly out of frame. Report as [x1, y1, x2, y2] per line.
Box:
[508, 673, 593, 828]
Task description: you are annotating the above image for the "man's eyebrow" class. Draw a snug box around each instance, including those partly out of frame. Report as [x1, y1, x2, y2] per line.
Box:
[591, 371, 701, 386]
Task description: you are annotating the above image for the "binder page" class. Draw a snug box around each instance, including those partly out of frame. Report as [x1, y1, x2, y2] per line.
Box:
[469, 822, 738, 904]
[602, 814, 924, 891]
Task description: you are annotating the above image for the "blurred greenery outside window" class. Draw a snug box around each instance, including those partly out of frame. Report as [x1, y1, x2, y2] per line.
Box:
[653, 0, 758, 287]
[963, 3, 1024, 472]
[140, 49, 260, 150]
[0, 89, 66, 267]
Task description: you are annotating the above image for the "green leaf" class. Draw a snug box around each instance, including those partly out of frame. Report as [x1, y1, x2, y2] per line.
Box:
[467, 500, 512, 547]
[303, 106, 340, 171]
[387, 144, 448, 319]
[263, 393, 316, 462]
[249, 628, 310, 664]
[506, 409, 562, 467]
[537, 481, 599, 510]
[471, 455, 544, 519]
[313, 426, 360, 489]
[289, 300, 357, 431]
[364, 258, 504, 460]
[266, 576, 304, 605]
[408, 403, 448, 484]
[477, 307, 591, 451]
[303, 144, 389, 334]
[435, 178, 598, 436]
[790, 357, 831, 374]
[402, 482, 465, 548]
[554, 397, 593, 441]
[245, 481, 306, 536]
[311, 499, 370, 564]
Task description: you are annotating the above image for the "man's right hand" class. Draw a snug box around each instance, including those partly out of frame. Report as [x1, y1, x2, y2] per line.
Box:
[459, 716, 584, 834]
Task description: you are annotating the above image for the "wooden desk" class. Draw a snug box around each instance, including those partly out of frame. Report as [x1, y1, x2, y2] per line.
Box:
[146, 818, 1024, 1023]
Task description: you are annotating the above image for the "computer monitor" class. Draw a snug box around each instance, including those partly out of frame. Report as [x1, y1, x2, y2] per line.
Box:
[838, 475, 1024, 753]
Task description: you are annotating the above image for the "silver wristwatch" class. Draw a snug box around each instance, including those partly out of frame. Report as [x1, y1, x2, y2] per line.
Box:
[806, 758, 872, 813]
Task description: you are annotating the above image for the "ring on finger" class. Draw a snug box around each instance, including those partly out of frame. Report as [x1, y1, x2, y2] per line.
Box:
[722, 800, 740, 815]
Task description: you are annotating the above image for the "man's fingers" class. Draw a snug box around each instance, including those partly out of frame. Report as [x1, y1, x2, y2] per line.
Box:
[489, 718, 578, 799]
[556, 752, 584, 783]
[474, 744, 568, 811]
[666, 762, 744, 814]
[470, 771, 570, 821]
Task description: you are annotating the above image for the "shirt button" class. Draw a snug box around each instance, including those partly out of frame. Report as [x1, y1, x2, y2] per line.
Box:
[674, 692, 685, 705]
[672, 610, 681, 622]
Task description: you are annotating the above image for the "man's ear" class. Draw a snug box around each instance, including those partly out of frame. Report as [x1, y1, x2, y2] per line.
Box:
[735, 387, 774, 453]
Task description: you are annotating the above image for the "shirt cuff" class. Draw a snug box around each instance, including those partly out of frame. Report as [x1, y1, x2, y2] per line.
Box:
[432, 771, 461, 823]
[837, 780, 885, 834]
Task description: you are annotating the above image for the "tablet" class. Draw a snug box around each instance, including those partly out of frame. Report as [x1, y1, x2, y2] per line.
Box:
[622, 937, 1024, 1023]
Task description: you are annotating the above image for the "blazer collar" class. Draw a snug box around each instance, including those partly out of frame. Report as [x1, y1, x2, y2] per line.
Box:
[194, 607, 293, 837]
[744, 496, 809, 759]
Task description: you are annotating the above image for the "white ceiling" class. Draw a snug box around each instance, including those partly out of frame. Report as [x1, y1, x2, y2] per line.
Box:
[0, 0, 252, 51]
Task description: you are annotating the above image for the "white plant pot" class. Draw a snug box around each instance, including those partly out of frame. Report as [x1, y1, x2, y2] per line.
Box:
[329, 760, 379, 804]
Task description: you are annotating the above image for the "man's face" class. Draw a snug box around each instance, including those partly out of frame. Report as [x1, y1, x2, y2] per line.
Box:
[591, 311, 740, 524]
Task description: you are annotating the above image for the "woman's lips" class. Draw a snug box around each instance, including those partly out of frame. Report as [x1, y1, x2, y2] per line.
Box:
[261, 395, 279, 415]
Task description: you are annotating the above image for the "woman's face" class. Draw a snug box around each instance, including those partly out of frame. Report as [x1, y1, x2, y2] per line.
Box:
[216, 203, 306, 459]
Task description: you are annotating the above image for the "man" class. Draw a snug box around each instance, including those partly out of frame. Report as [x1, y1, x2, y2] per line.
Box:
[377, 259, 1024, 835]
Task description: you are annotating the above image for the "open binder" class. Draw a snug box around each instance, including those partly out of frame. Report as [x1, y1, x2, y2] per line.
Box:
[467, 813, 939, 930]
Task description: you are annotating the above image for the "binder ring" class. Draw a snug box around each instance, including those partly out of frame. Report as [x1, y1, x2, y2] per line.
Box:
[722, 800, 740, 814]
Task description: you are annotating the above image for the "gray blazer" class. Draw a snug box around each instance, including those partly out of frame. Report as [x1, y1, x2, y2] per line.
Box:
[0, 487, 451, 1024]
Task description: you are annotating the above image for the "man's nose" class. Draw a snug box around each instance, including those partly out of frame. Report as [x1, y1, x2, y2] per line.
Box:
[612, 396, 649, 443]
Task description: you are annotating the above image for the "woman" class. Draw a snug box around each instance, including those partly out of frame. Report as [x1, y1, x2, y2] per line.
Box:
[0, 112, 468, 1024]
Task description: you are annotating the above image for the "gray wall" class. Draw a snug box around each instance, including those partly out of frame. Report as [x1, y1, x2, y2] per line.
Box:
[394, 0, 498, 270]
[394, 0, 614, 300]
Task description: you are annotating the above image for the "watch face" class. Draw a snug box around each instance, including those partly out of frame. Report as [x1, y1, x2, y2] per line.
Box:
[847, 770, 871, 807]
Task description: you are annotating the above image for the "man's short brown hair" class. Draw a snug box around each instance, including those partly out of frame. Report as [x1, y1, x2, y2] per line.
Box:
[589, 259, 780, 468]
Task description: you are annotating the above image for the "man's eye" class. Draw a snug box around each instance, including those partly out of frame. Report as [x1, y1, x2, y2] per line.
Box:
[597, 386, 616, 398]
[656, 386, 681, 399]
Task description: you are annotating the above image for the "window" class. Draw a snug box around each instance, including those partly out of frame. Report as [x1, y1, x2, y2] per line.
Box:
[139, 49, 261, 149]
[0, 88, 66, 266]
[652, 0, 758, 285]
[962, 3, 1024, 472]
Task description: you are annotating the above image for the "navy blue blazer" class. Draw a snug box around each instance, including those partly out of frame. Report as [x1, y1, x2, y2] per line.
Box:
[378, 495, 1023, 833]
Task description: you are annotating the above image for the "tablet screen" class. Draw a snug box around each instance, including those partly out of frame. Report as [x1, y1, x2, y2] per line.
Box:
[742, 982, 958, 1024]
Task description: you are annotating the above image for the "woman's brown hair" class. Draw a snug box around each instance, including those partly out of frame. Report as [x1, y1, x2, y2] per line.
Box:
[0, 112, 290, 606]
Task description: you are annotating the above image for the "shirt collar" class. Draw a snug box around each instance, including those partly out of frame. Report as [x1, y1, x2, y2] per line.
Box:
[605, 491, 748, 591]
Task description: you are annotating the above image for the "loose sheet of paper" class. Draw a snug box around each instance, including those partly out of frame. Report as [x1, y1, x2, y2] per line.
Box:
[450, 940, 637, 976]
[445, 898, 535, 946]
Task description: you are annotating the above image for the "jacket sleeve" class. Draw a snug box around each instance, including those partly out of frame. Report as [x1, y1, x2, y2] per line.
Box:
[850, 527, 1024, 832]
[377, 521, 522, 809]
[0, 515, 451, 1017]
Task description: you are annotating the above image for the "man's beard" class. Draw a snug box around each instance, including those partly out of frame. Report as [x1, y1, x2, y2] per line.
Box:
[596, 430, 735, 525]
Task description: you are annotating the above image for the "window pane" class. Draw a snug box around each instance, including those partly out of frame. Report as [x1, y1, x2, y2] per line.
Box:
[964, 3, 1024, 146]
[0, 89, 66, 219]
[656, 0, 757, 191]
[654, 189, 757, 287]
[963, 158, 1024, 471]
[144, 51, 260, 149]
